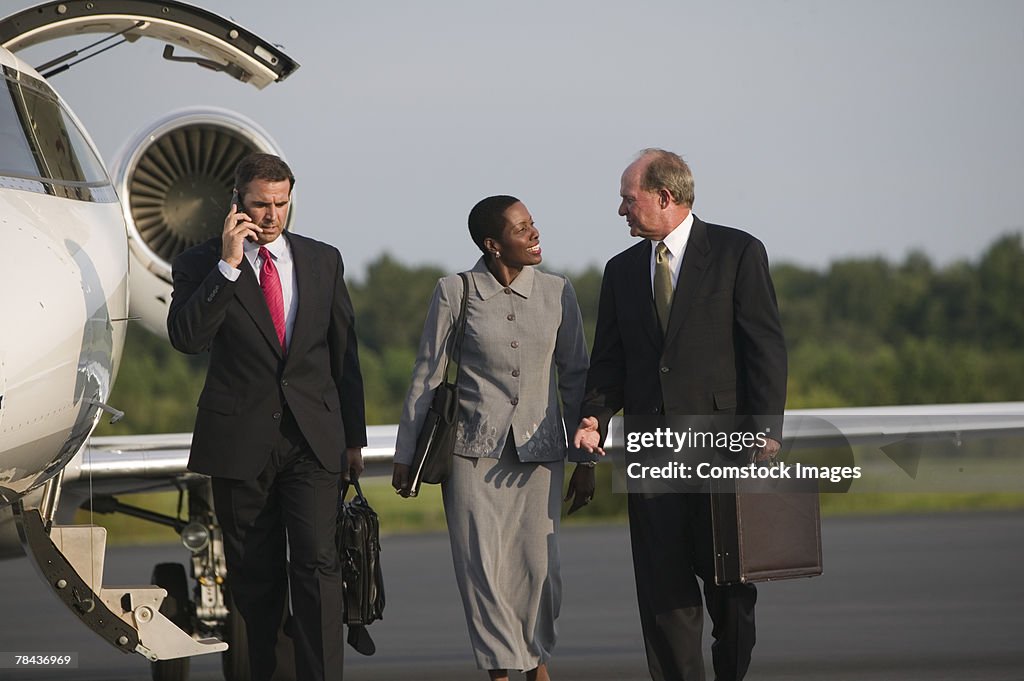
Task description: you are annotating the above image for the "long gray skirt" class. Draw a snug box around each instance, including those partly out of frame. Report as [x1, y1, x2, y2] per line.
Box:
[442, 442, 565, 671]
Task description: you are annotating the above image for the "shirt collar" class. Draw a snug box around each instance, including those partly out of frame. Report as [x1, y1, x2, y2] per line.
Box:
[658, 211, 693, 257]
[244, 234, 291, 263]
[470, 256, 536, 300]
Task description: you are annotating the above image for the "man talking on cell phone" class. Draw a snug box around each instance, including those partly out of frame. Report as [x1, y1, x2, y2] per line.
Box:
[168, 153, 366, 681]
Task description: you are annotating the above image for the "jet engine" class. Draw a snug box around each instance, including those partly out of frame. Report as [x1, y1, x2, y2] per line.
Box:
[112, 108, 291, 338]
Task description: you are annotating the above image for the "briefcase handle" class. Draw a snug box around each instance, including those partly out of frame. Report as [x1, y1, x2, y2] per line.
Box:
[339, 478, 367, 506]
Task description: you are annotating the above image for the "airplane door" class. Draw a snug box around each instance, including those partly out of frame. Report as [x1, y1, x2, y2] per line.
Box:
[0, 0, 299, 89]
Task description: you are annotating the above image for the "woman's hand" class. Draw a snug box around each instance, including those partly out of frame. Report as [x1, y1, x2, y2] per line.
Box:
[392, 463, 412, 498]
[565, 464, 596, 515]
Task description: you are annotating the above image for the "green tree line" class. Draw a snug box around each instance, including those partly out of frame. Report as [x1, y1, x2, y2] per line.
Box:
[97, 234, 1024, 436]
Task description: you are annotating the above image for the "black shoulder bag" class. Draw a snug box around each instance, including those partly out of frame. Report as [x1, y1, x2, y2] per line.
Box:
[407, 272, 469, 496]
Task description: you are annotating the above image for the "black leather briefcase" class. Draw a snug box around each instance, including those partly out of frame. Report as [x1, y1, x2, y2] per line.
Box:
[710, 470, 823, 585]
[337, 480, 385, 626]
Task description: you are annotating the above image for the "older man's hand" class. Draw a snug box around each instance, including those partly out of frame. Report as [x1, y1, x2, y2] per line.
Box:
[753, 437, 781, 463]
[573, 417, 606, 456]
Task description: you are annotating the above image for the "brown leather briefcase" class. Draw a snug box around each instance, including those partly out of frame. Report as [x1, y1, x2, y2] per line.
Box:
[710, 471, 823, 585]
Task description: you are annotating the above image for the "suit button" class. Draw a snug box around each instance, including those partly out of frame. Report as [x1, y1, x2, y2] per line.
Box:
[512, 369, 520, 377]
[281, 379, 289, 387]
[273, 411, 282, 420]
[511, 340, 519, 348]
[660, 366, 671, 374]
[507, 313, 515, 321]
[511, 397, 519, 406]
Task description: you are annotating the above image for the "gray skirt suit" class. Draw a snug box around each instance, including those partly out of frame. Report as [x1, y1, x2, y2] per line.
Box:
[395, 258, 593, 670]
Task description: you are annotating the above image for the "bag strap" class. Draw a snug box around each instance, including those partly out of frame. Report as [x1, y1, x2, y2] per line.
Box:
[339, 478, 366, 505]
[442, 272, 470, 386]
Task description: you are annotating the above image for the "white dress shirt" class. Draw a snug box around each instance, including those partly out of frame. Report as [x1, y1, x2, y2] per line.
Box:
[649, 211, 693, 294]
[218, 235, 298, 346]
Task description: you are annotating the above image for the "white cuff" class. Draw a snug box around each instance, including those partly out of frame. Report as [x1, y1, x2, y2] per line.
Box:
[217, 259, 241, 282]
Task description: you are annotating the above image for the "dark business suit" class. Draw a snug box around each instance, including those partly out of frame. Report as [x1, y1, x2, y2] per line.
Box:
[582, 216, 787, 681]
[168, 233, 366, 681]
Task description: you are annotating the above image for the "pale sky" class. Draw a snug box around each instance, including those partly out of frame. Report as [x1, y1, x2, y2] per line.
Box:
[12, 0, 1024, 278]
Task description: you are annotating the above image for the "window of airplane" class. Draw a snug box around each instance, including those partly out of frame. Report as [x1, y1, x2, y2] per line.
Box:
[0, 74, 39, 178]
[0, 65, 114, 202]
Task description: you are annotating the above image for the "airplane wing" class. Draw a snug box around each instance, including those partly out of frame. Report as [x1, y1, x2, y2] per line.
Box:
[63, 401, 1024, 498]
[604, 401, 1024, 450]
[66, 425, 405, 497]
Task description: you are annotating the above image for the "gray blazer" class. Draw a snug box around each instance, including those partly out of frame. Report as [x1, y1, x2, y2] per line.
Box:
[395, 258, 593, 464]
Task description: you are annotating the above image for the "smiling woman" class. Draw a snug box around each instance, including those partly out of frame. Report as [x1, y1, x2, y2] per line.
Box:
[391, 195, 596, 681]
[480, 200, 543, 276]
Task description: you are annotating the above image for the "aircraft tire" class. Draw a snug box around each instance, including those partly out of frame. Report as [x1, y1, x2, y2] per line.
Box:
[221, 586, 297, 681]
[152, 657, 190, 681]
[150, 562, 193, 681]
[222, 589, 250, 681]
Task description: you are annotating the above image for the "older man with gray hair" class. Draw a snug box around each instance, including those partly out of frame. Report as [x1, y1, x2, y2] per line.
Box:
[575, 149, 787, 681]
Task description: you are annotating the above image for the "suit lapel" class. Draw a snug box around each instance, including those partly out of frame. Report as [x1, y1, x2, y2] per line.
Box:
[664, 216, 710, 348]
[286, 234, 319, 363]
[235, 260, 285, 359]
[628, 241, 663, 350]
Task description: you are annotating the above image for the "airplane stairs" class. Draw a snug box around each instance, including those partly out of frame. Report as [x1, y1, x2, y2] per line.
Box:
[12, 503, 226, 661]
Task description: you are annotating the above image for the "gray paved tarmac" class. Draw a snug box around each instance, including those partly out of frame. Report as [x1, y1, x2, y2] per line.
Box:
[0, 512, 1022, 681]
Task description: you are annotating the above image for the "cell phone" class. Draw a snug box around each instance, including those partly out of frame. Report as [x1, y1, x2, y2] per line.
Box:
[230, 189, 257, 241]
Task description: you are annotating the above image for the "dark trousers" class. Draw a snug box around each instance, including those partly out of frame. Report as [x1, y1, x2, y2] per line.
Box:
[212, 409, 344, 681]
[628, 492, 757, 681]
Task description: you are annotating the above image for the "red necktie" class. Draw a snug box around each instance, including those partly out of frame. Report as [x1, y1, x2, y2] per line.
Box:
[258, 246, 287, 352]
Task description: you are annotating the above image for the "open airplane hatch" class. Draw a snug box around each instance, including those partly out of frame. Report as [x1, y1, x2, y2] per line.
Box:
[0, 0, 299, 88]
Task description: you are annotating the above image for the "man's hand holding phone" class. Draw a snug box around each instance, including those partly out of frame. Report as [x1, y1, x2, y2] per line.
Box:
[221, 192, 262, 268]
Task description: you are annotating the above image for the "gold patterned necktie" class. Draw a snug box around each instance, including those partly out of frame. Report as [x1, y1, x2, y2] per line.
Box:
[654, 242, 673, 335]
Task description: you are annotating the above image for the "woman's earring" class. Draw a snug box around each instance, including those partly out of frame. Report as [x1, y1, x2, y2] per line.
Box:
[493, 251, 501, 258]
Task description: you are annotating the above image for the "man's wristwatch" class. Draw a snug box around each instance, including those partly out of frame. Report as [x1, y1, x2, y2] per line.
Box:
[576, 461, 597, 468]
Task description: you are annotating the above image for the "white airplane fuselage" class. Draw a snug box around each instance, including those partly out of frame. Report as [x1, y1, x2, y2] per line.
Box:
[0, 48, 128, 505]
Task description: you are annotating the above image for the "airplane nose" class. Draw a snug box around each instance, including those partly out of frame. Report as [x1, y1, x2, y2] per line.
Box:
[0, 194, 127, 499]
[0, 219, 84, 478]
